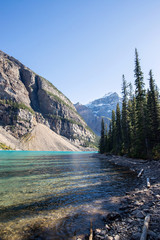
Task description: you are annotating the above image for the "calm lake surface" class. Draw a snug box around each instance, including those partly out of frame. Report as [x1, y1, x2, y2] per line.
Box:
[0, 151, 137, 240]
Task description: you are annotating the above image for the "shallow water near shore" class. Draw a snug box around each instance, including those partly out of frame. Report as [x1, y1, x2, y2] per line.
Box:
[0, 151, 137, 239]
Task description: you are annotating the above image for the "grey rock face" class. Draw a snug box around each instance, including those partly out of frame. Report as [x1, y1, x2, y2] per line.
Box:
[0, 53, 30, 106]
[75, 93, 122, 135]
[0, 50, 95, 146]
[74, 103, 105, 136]
[86, 92, 122, 119]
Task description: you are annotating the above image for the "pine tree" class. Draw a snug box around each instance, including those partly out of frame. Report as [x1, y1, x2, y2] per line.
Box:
[105, 124, 108, 152]
[128, 96, 137, 156]
[99, 118, 105, 154]
[111, 110, 116, 153]
[134, 49, 148, 157]
[127, 99, 132, 155]
[99, 49, 160, 159]
[147, 70, 160, 149]
[124, 83, 134, 156]
[121, 75, 129, 153]
[108, 122, 112, 152]
[116, 103, 122, 154]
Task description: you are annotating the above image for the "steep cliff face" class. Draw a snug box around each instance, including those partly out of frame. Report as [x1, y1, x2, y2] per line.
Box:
[74, 103, 110, 136]
[0, 50, 95, 148]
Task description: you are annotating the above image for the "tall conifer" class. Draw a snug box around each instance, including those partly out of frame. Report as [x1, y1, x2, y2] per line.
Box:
[134, 49, 148, 157]
[121, 75, 129, 153]
[99, 49, 160, 159]
[147, 70, 160, 148]
[105, 124, 108, 152]
[111, 110, 116, 152]
[129, 96, 137, 156]
[116, 103, 122, 154]
[108, 122, 112, 152]
[99, 118, 105, 154]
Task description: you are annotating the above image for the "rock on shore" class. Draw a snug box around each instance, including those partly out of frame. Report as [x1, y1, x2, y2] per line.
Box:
[80, 154, 160, 240]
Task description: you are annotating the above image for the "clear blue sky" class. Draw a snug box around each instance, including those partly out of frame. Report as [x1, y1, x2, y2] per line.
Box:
[1, 0, 160, 104]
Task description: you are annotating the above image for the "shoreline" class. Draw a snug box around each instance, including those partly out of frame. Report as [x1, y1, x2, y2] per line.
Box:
[87, 154, 160, 240]
[0, 152, 159, 240]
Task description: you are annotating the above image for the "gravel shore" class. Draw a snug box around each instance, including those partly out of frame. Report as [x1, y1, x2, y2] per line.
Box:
[86, 154, 160, 240]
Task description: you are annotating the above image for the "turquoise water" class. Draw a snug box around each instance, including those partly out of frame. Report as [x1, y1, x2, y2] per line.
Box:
[0, 151, 136, 240]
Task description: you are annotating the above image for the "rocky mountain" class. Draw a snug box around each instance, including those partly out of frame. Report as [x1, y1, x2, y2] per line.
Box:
[75, 92, 122, 135]
[0, 50, 95, 150]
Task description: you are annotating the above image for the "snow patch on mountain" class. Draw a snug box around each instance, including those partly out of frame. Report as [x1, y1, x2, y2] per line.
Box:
[75, 92, 122, 135]
[103, 92, 114, 98]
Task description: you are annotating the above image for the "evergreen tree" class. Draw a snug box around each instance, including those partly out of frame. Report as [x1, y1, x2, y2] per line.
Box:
[108, 122, 112, 152]
[128, 96, 137, 156]
[147, 70, 160, 149]
[128, 82, 134, 100]
[99, 49, 160, 159]
[111, 110, 116, 152]
[105, 124, 108, 152]
[121, 75, 129, 153]
[116, 103, 122, 154]
[131, 96, 137, 136]
[134, 49, 148, 157]
[99, 118, 105, 154]
[127, 99, 132, 155]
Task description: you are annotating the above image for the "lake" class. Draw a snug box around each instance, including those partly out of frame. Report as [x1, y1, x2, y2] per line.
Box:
[0, 151, 137, 240]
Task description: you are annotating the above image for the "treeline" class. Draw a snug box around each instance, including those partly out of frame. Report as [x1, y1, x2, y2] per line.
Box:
[99, 49, 160, 159]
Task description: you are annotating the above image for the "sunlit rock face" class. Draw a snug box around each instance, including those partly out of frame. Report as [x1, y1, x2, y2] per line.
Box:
[75, 93, 122, 135]
[0, 50, 95, 146]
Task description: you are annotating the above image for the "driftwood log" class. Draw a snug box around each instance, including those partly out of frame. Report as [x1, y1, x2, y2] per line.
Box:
[138, 169, 144, 178]
[89, 221, 93, 240]
[140, 215, 150, 240]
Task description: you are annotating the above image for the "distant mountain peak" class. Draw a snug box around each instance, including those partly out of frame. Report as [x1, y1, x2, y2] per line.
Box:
[103, 92, 115, 98]
[74, 102, 82, 106]
[75, 92, 122, 135]
[86, 92, 120, 107]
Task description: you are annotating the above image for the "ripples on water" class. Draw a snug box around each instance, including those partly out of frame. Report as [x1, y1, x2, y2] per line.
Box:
[0, 151, 137, 239]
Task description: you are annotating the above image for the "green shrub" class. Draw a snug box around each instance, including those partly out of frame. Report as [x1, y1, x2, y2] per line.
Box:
[0, 99, 35, 114]
[15, 103, 35, 114]
[0, 143, 12, 150]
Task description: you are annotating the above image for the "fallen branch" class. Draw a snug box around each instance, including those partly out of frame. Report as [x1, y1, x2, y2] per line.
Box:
[147, 178, 151, 188]
[89, 220, 93, 240]
[137, 169, 144, 178]
[140, 215, 150, 240]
